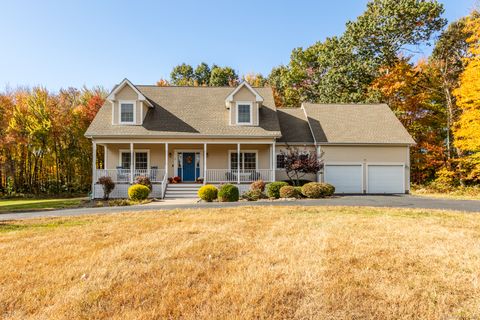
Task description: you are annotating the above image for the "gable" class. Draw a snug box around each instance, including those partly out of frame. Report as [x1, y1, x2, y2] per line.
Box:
[225, 81, 263, 103]
[115, 84, 138, 100]
[106, 78, 152, 107]
[232, 85, 256, 100]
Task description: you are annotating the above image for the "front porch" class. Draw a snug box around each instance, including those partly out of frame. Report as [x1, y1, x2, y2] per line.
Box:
[92, 141, 277, 199]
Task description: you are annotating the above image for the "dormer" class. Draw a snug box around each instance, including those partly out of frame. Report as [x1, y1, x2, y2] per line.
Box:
[226, 82, 264, 126]
[107, 78, 153, 125]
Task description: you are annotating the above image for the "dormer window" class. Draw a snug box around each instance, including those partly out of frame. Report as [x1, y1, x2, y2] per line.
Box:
[119, 101, 135, 124]
[237, 102, 252, 125]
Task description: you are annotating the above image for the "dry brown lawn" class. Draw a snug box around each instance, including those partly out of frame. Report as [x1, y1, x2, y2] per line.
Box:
[0, 206, 479, 319]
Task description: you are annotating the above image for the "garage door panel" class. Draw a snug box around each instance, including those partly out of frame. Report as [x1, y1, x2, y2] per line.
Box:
[368, 165, 404, 194]
[325, 165, 363, 194]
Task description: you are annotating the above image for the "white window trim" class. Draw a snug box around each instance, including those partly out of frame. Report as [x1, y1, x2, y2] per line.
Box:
[119, 100, 136, 125]
[228, 150, 258, 170]
[118, 149, 150, 170]
[275, 152, 286, 169]
[236, 101, 253, 125]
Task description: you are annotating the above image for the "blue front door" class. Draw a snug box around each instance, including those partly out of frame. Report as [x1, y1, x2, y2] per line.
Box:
[182, 152, 196, 181]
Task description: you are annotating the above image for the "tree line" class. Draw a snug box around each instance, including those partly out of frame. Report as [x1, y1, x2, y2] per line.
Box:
[0, 87, 106, 195]
[0, 0, 478, 196]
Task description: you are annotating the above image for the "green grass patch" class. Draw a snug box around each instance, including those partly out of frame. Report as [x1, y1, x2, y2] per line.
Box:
[0, 219, 89, 233]
[0, 198, 85, 213]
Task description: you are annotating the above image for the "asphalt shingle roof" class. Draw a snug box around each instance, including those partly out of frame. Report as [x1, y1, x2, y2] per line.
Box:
[85, 86, 281, 138]
[276, 108, 314, 143]
[302, 103, 415, 144]
[85, 83, 414, 145]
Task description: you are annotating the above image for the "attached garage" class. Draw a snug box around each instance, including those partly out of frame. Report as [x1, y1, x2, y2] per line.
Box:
[367, 164, 405, 194]
[324, 164, 363, 193]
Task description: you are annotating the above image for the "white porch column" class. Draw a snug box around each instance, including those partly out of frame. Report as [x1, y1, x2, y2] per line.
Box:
[104, 145, 108, 169]
[317, 145, 321, 182]
[237, 143, 241, 184]
[165, 143, 169, 179]
[203, 143, 207, 185]
[92, 141, 97, 194]
[272, 140, 276, 182]
[130, 143, 134, 184]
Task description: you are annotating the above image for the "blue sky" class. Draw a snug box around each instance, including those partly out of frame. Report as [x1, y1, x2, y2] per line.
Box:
[0, 0, 476, 91]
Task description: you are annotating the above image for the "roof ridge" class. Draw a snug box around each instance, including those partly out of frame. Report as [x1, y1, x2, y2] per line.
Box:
[136, 85, 270, 89]
[304, 102, 388, 106]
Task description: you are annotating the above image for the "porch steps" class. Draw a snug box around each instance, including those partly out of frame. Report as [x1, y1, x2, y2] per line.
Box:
[164, 183, 202, 199]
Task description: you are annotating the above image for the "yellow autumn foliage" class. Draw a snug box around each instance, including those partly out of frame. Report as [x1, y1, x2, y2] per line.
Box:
[453, 12, 480, 153]
[452, 11, 480, 182]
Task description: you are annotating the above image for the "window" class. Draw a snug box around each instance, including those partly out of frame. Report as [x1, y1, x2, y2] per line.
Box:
[135, 152, 148, 170]
[121, 152, 131, 169]
[276, 152, 309, 169]
[276, 154, 285, 169]
[230, 152, 257, 171]
[120, 102, 135, 124]
[237, 102, 252, 124]
[120, 150, 149, 170]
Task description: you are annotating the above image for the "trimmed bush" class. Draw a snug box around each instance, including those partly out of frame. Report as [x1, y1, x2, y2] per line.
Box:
[301, 182, 335, 198]
[135, 175, 152, 191]
[323, 183, 335, 196]
[128, 184, 150, 201]
[250, 180, 266, 192]
[198, 185, 218, 202]
[218, 184, 239, 202]
[279, 185, 299, 198]
[294, 186, 303, 197]
[242, 189, 266, 201]
[266, 181, 289, 199]
[98, 176, 115, 200]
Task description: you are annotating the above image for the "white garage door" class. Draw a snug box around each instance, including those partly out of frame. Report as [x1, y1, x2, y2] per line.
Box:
[324, 164, 363, 193]
[367, 165, 404, 194]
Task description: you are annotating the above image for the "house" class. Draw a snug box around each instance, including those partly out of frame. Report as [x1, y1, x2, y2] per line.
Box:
[85, 79, 415, 198]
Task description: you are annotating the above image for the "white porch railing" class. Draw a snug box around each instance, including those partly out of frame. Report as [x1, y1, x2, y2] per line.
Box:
[95, 169, 166, 183]
[205, 169, 274, 183]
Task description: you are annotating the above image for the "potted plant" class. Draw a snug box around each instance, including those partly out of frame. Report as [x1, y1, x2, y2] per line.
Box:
[172, 176, 182, 183]
[196, 177, 204, 184]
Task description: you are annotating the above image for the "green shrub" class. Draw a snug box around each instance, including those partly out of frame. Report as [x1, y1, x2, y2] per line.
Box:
[324, 183, 335, 196]
[198, 185, 218, 202]
[218, 184, 239, 202]
[242, 189, 266, 201]
[279, 185, 299, 198]
[294, 186, 303, 197]
[135, 175, 152, 191]
[266, 182, 289, 199]
[301, 182, 335, 198]
[128, 184, 150, 201]
[250, 180, 266, 192]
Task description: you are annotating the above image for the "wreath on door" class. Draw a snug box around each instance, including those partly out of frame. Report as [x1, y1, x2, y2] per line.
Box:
[186, 155, 193, 164]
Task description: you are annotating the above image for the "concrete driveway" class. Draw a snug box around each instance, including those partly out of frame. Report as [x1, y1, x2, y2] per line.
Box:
[0, 195, 479, 221]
